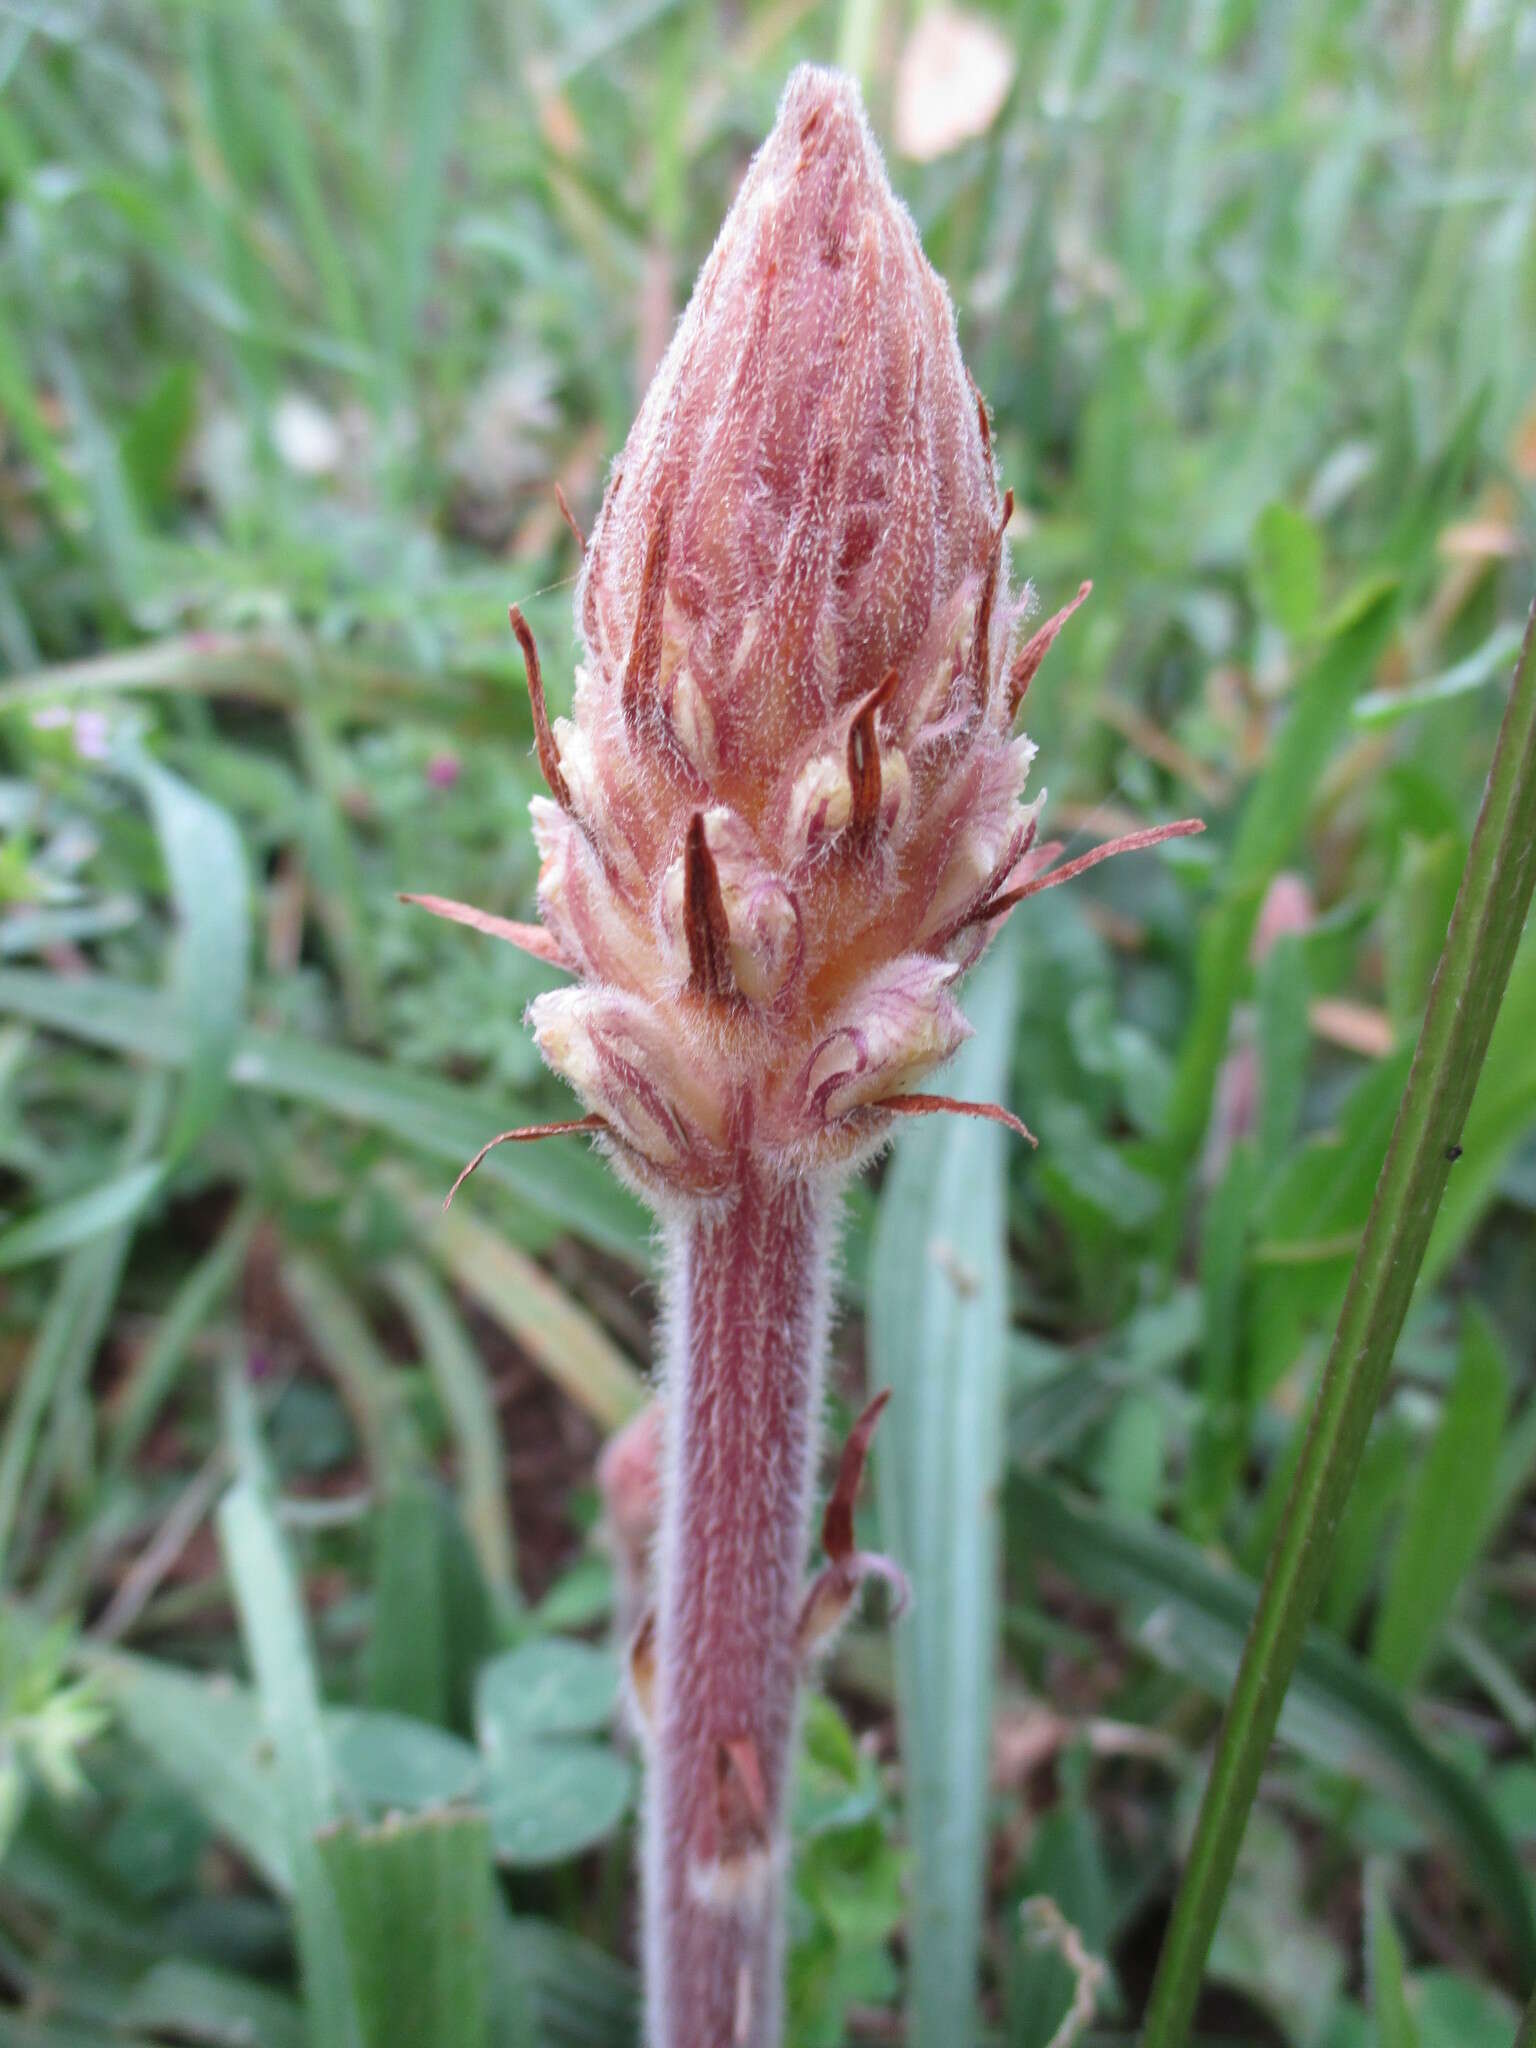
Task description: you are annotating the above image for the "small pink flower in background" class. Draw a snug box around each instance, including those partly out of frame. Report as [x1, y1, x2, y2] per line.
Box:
[425, 750, 462, 791]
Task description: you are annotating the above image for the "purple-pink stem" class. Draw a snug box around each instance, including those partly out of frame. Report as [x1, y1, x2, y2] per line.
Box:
[645, 1161, 835, 2048]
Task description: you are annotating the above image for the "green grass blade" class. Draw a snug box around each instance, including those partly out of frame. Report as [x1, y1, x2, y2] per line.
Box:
[86, 1646, 290, 1890]
[123, 1958, 305, 2048]
[1164, 589, 1398, 1168]
[869, 931, 1022, 2048]
[0, 1076, 166, 1578]
[1366, 1864, 1420, 2048]
[1008, 1471, 1535, 1967]
[0, 969, 647, 1262]
[496, 1915, 638, 2048]
[387, 1257, 519, 1613]
[115, 739, 252, 1162]
[378, 0, 472, 414]
[0, 1161, 166, 1271]
[317, 1811, 493, 2048]
[382, 1166, 647, 1430]
[218, 1435, 360, 2048]
[1141, 606, 1536, 2047]
[106, 1198, 257, 1472]
[279, 1252, 418, 1488]
[1371, 1304, 1510, 1691]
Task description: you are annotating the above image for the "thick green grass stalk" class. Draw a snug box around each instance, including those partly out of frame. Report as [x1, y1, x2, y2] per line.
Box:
[1142, 603, 1536, 2048]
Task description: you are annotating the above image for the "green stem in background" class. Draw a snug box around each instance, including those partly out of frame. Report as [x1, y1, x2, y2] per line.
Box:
[1516, 1975, 1536, 2048]
[1141, 602, 1536, 2048]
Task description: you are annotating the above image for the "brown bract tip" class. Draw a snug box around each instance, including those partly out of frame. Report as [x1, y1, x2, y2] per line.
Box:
[715, 1737, 771, 1857]
[620, 494, 673, 730]
[683, 812, 734, 999]
[1007, 580, 1093, 718]
[846, 669, 899, 835]
[553, 480, 586, 554]
[882, 1092, 1038, 1146]
[509, 605, 572, 809]
[974, 816, 1205, 926]
[446, 1114, 606, 1207]
[821, 1387, 891, 1564]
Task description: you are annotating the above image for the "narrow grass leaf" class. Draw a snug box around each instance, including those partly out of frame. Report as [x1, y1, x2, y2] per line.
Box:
[0, 970, 647, 1263]
[870, 930, 1022, 2048]
[1165, 589, 1397, 1168]
[317, 1811, 492, 2048]
[495, 1915, 638, 2048]
[1371, 1305, 1510, 1690]
[1365, 1863, 1420, 2048]
[122, 1959, 305, 2048]
[383, 1167, 646, 1429]
[1141, 607, 1536, 2046]
[0, 1162, 165, 1271]
[0, 1077, 165, 1578]
[1009, 1471, 1536, 1970]
[115, 741, 251, 1162]
[87, 1648, 289, 1890]
[388, 1259, 519, 1611]
[106, 1199, 257, 1472]
[218, 1476, 359, 2047]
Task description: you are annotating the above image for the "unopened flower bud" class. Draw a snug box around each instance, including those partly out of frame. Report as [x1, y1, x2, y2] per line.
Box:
[421, 66, 1196, 1203]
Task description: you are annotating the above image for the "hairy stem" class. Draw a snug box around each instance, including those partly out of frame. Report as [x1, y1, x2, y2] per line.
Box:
[645, 1164, 835, 2048]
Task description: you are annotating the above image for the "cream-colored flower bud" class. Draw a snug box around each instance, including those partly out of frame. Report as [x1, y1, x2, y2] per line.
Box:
[786, 753, 854, 857]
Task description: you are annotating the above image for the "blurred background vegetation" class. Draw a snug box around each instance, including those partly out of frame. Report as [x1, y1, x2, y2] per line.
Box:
[0, 2, 1534, 2044]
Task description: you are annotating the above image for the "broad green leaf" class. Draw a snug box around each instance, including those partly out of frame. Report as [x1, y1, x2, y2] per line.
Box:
[1371, 1306, 1510, 1690]
[1009, 1471, 1536, 1973]
[869, 932, 1022, 2048]
[475, 1640, 620, 1750]
[318, 1811, 492, 2048]
[328, 1709, 482, 1813]
[483, 1739, 632, 1869]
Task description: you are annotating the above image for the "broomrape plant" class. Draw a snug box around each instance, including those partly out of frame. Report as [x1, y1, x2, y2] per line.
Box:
[408, 68, 1199, 2048]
